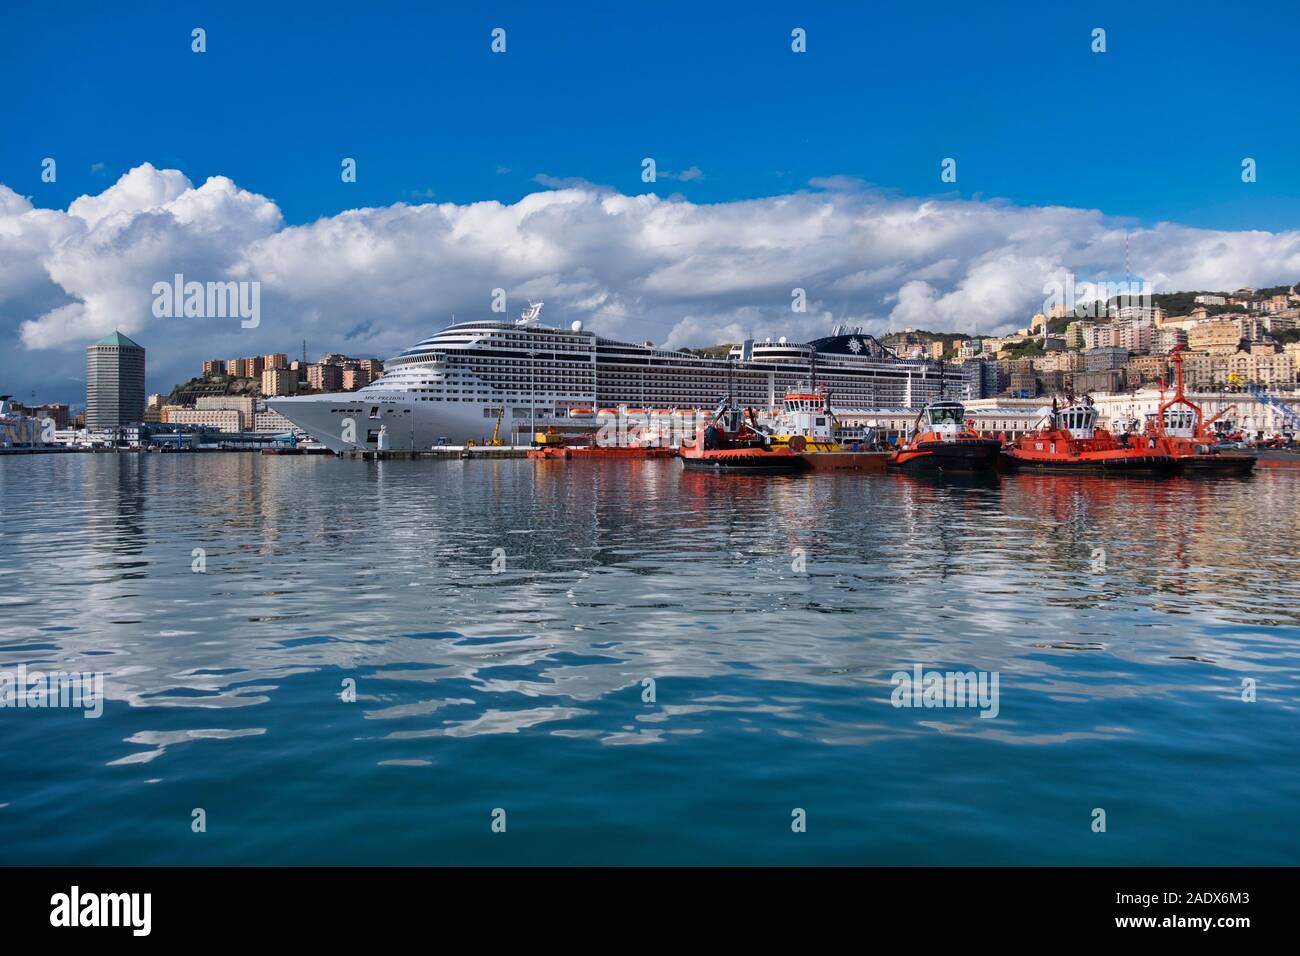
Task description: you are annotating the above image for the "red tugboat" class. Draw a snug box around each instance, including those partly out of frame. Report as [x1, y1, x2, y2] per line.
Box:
[1004, 399, 1175, 474]
[1144, 350, 1256, 476]
[679, 394, 805, 473]
[888, 400, 1001, 473]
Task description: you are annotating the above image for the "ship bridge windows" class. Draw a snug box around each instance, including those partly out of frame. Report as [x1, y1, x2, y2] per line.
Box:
[926, 402, 965, 426]
[1060, 406, 1097, 436]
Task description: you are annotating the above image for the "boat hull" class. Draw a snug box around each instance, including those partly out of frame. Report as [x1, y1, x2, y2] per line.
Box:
[889, 439, 1002, 474]
[1174, 453, 1256, 476]
[1003, 452, 1175, 475]
[680, 451, 806, 473]
[529, 446, 676, 461]
[1254, 448, 1300, 468]
[798, 451, 892, 472]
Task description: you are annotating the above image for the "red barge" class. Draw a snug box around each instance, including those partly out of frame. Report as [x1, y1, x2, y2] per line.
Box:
[527, 428, 676, 461]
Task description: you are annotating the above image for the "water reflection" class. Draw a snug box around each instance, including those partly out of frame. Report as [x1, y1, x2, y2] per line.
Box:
[2, 455, 1298, 761]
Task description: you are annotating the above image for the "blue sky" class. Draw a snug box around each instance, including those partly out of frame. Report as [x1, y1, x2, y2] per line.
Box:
[5, 0, 1299, 229]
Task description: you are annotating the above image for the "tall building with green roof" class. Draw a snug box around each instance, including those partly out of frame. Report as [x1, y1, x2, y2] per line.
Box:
[86, 331, 146, 429]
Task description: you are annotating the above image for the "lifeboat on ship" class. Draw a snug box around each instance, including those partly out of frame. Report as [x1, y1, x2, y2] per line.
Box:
[1143, 350, 1256, 476]
[1004, 400, 1175, 474]
[888, 400, 1001, 473]
[679, 396, 805, 474]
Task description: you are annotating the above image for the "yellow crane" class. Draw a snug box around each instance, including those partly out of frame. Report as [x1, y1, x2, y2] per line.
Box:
[467, 408, 506, 448]
[490, 407, 505, 446]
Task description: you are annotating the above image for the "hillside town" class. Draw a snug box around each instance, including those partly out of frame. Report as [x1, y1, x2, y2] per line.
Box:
[149, 351, 385, 436]
[882, 284, 1300, 399]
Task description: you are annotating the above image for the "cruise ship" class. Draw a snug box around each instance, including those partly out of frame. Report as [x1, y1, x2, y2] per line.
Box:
[268, 303, 965, 452]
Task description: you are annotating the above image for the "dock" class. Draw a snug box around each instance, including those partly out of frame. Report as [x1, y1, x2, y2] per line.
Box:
[338, 446, 530, 461]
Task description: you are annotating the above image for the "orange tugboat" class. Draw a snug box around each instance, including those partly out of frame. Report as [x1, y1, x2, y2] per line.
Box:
[1004, 399, 1175, 474]
[1142, 350, 1256, 476]
[888, 400, 1001, 473]
[679, 393, 805, 474]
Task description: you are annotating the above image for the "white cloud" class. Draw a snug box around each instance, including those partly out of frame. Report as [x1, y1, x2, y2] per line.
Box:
[65, 162, 193, 229]
[5, 163, 1300, 404]
[659, 166, 704, 182]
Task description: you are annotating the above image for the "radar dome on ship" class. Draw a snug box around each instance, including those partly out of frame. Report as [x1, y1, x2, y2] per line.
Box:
[571, 320, 583, 332]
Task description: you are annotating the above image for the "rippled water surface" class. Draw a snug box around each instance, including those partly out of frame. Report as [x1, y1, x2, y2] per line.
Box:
[1, 453, 1298, 864]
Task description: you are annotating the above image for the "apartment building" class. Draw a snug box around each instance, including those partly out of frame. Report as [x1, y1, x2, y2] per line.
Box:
[253, 408, 298, 433]
[261, 367, 298, 397]
[307, 362, 344, 392]
[1182, 349, 1297, 389]
[1124, 355, 1170, 386]
[1187, 321, 1244, 355]
[1084, 346, 1129, 372]
[196, 395, 256, 430]
[166, 409, 242, 433]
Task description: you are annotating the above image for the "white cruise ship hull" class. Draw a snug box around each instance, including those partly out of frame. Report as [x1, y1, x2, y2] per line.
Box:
[267, 393, 541, 453]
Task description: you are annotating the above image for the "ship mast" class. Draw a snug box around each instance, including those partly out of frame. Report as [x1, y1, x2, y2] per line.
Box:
[1157, 346, 1201, 438]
